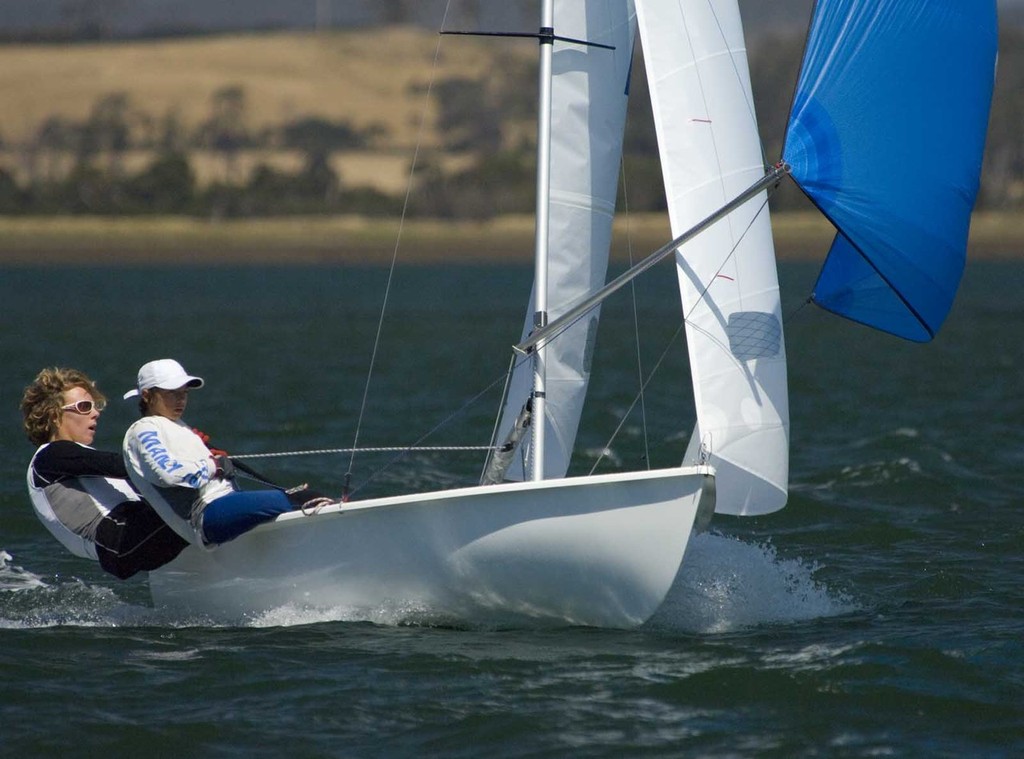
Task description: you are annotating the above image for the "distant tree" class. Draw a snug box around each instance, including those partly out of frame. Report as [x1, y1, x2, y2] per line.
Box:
[201, 182, 245, 220]
[241, 150, 340, 215]
[339, 186, 402, 216]
[433, 78, 503, 153]
[281, 117, 365, 153]
[491, 57, 537, 122]
[80, 92, 137, 177]
[411, 149, 533, 219]
[242, 164, 291, 215]
[979, 28, 1024, 208]
[296, 149, 340, 204]
[59, 162, 119, 214]
[30, 116, 78, 185]
[0, 167, 24, 213]
[360, 122, 391, 148]
[124, 151, 195, 213]
[197, 85, 251, 183]
[157, 108, 188, 153]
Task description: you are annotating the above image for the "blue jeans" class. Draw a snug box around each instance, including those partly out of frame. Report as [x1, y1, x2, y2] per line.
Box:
[200, 490, 294, 545]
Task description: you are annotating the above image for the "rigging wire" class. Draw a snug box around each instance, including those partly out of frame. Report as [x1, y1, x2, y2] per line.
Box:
[589, 322, 685, 475]
[262, 6, 802, 487]
[345, 357, 529, 498]
[241, 194, 802, 485]
[234, 445, 499, 460]
[617, 130, 652, 470]
[589, 191, 773, 473]
[233, 356, 530, 497]
[231, 354, 526, 495]
[479, 352, 519, 482]
[342, 0, 456, 498]
[705, 0, 772, 169]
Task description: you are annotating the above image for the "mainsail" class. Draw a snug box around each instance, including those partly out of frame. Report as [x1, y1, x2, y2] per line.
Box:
[785, 0, 999, 342]
[487, 1, 637, 481]
[636, 0, 790, 516]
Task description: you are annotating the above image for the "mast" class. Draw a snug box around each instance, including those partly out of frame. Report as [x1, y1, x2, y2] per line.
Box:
[530, 0, 555, 481]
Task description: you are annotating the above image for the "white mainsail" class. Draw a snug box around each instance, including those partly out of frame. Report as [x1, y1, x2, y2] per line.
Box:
[487, 0, 637, 481]
[635, 0, 789, 515]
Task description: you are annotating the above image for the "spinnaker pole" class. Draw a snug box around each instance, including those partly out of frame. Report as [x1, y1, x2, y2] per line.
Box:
[516, 162, 790, 356]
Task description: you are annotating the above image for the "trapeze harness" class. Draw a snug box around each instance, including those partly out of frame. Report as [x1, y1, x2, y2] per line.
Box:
[26, 441, 187, 579]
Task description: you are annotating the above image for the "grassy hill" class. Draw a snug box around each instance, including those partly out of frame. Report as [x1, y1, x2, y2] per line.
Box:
[0, 27, 534, 193]
[0, 28, 1020, 261]
[0, 27, 509, 143]
[0, 27, 524, 148]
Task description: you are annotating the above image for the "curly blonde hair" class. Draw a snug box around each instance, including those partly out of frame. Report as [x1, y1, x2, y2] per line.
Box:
[21, 367, 107, 446]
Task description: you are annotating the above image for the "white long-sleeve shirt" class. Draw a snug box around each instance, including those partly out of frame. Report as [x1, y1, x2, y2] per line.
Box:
[123, 415, 234, 545]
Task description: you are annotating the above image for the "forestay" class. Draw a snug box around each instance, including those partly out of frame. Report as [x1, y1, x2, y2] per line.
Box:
[785, 0, 999, 342]
[487, 1, 637, 481]
[635, 0, 789, 516]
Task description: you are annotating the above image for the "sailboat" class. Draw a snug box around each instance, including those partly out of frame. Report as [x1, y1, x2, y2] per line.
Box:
[148, 0, 997, 628]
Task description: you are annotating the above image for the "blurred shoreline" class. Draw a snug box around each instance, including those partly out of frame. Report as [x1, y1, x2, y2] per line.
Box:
[0, 211, 1020, 265]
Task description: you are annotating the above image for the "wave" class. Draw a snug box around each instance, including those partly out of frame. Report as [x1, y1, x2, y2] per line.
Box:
[0, 550, 188, 629]
[2, 533, 855, 633]
[0, 550, 47, 593]
[646, 532, 857, 634]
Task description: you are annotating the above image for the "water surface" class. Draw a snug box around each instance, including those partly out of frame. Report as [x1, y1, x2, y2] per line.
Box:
[1, 261, 1022, 756]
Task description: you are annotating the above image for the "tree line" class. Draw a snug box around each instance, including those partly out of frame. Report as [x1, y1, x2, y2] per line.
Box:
[0, 27, 1021, 218]
[0, 85, 398, 217]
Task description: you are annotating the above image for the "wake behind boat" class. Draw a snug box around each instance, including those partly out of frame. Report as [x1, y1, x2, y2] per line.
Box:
[148, 0, 997, 628]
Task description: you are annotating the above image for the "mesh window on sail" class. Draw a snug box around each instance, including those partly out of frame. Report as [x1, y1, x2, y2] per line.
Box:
[727, 311, 781, 360]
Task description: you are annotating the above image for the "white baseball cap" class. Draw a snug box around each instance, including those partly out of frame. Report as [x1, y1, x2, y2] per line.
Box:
[123, 359, 205, 399]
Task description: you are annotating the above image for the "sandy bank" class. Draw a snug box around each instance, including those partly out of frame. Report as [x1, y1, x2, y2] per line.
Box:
[0, 211, 1020, 266]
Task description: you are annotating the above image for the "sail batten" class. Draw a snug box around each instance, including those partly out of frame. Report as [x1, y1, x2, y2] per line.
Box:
[784, 0, 998, 341]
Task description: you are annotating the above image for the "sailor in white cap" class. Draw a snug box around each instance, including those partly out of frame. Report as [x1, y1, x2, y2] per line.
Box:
[122, 358, 204, 401]
[122, 359, 329, 546]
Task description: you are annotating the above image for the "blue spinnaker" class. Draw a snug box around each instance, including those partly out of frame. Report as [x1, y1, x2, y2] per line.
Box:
[783, 1, 997, 341]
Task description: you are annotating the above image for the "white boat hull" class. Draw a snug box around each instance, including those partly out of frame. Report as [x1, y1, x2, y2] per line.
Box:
[149, 466, 713, 629]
